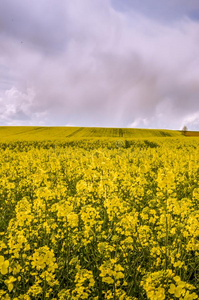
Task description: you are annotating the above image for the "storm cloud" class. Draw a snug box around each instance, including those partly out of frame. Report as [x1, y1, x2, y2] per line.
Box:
[0, 0, 199, 129]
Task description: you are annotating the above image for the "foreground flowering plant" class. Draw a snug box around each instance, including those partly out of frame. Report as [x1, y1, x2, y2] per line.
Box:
[0, 138, 198, 299]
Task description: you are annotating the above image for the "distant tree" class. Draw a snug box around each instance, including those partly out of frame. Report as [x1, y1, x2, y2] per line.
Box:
[182, 125, 188, 136]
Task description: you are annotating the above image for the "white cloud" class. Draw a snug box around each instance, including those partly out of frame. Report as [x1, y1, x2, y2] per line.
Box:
[0, 87, 39, 125]
[182, 111, 199, 129]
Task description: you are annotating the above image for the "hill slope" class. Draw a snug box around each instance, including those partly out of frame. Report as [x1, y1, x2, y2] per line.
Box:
[0, 126, 182, 141]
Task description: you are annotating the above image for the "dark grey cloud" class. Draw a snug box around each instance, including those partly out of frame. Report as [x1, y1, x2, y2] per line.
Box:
[0, 0, 68, 54]
[112, 0, 199, 21]
[0, 65, 16, 91]
[0, 0, 199, 129]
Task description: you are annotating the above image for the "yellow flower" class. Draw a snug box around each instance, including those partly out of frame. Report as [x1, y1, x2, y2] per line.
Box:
[0, 255, 9, 275]
[168, 283, 175, 294]
[184, 291, 198, 300]
[5, 276, 16, 292]
[103, 277, 114, 284]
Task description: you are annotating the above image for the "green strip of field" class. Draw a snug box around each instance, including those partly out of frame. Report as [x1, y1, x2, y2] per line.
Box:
[0, 126, 183, 141]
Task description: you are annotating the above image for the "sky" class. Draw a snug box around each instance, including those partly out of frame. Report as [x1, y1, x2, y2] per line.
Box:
[0, 0, 199, 130]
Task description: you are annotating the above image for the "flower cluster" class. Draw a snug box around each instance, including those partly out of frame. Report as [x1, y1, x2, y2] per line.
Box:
[0, 138, 198, 299]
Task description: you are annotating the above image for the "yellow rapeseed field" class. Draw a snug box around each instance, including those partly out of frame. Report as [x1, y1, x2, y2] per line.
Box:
[0, 136, 199, 299]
